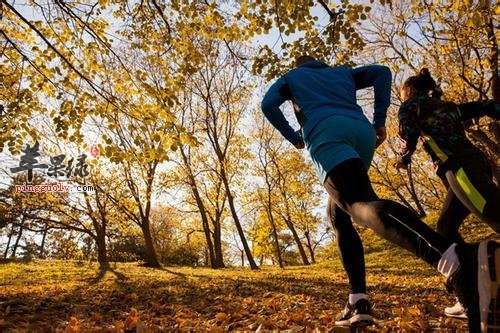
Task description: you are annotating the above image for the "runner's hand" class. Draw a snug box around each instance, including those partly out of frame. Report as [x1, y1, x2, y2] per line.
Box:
[393, 160, 408, 170]
[295, 141, 305, 149]
[375, 126, 387, 147]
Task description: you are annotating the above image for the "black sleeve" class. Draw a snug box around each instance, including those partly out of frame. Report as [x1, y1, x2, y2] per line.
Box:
[458, 100, 499, 120]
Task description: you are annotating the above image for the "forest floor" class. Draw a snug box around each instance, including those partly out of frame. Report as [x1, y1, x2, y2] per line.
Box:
[0, 247, 470, 332]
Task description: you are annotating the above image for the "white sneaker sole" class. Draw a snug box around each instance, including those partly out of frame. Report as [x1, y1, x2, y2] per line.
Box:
[335, 314, 374, 327]
[444, 312, 468, 320]
[478, 240, 500, 332]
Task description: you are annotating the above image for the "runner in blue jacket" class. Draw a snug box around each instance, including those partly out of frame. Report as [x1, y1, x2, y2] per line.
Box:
[260, 55, 499, 331]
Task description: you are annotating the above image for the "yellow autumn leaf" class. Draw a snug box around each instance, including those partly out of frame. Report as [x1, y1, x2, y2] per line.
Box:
[215, 312, 228, 321]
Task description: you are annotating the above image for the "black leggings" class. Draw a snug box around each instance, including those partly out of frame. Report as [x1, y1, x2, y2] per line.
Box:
[327, 198, 367, 293]
[324, 158, 452, 293]
[437, 155, 500, 243]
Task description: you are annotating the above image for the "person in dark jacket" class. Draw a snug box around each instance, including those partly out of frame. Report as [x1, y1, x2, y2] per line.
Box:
[396, 68, 500, 319]
[260, 55, 499, 330]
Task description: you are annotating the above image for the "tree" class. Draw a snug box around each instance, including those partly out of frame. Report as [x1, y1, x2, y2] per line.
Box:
[149, 205, 205, 266]
[0, 163, 128, 266]
[74, 166, 124, 266]
[187, 40, 258, 269]
[164, 92, 226, 268]
[249, 113, 323, 266]
[0, 174, 62, 258]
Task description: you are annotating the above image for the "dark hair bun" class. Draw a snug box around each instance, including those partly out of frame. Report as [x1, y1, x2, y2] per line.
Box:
[403, 68, 439, 97]
[419, 68, 431, 77]
[417, 68, 435, 90]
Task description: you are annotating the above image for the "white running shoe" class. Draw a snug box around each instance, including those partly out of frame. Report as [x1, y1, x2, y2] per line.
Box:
[444, 300, 467, 319]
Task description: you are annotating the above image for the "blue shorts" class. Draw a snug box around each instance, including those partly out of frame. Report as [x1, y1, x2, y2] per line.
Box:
[302, 114, 376, 183]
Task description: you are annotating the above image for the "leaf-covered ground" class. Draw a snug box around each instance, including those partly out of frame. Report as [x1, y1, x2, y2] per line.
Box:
[0, 248, 469, 332]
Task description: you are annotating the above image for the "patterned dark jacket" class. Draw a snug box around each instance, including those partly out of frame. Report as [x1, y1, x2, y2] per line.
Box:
[397, 96, 497, 176]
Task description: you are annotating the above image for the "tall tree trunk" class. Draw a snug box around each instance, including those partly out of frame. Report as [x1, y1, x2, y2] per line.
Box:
[220, 169, 258, 269]
[39, 226, 48, 259]
[268, 207, 284, 268]
[276, 171, 310, 265]
[264, 189, 283, 268]
[280, 197, 310, 265]
[180, 146, 219, 268]
[212, 221, 225, 268]
[82, 186, 109, 268]
[96, 227, 108, 268]
[199, 64, 256, 269]
[125, 162, 161, 268]
[262, 169, 283, 267]
[4, 225, 14, 259]
[194, 196, 217, 268]
[198, 201, 216, 268]
[241, 249, 245, 267]
[11, 217, 25, 258]
[141, 220, 161, 267]
[283, 217, 310, 265]
[304, 230, 316, 264]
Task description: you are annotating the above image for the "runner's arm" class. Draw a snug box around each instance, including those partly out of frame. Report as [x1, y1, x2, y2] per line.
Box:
[261, 76, 302, 146]
[397, 104, 420, 165]
[457, 100, 499, 121]
[352, 65, 392, 129]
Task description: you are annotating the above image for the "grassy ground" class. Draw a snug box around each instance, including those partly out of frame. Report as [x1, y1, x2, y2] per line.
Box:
[0, 246, 470, 332]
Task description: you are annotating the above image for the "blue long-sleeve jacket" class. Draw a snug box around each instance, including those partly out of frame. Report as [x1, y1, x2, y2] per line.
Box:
[261, 60, 392, 145]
